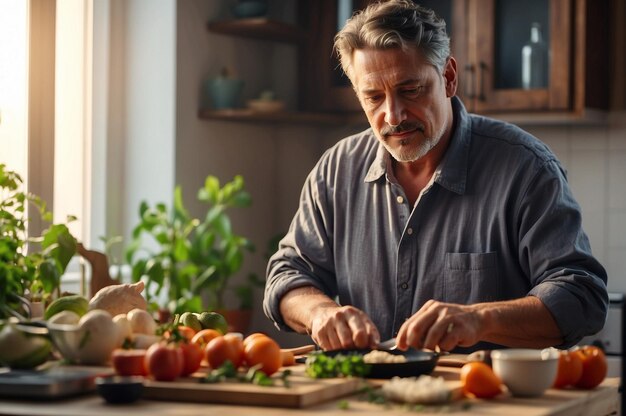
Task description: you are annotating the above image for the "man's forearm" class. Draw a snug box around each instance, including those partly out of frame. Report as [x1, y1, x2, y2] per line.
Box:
[279, 286, 339, 333]
[477, 296, 563, 347]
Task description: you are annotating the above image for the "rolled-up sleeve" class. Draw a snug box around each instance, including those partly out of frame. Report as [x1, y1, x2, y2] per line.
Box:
[263, 158, 338, 331]
[518, 160, 608, 347]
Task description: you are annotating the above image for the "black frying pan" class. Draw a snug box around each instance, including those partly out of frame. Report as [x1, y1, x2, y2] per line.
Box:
[314, 348, 440, 379]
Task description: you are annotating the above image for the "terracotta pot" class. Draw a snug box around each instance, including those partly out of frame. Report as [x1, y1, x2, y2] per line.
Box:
[216, 309, 253, 334]
[157, 308, 172, 324]
[29, 301, 44, 319]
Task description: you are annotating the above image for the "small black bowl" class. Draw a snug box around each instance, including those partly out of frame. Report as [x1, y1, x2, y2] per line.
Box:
[95, 376, 144, 404]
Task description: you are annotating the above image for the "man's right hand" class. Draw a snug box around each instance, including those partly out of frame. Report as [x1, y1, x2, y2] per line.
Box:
[279, 286, 380, 351]
[309, 304, 380, 351]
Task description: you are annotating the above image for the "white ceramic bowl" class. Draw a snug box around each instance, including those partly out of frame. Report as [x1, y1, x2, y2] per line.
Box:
[47, 323, 117, 365]
[491, 348, 559, 397]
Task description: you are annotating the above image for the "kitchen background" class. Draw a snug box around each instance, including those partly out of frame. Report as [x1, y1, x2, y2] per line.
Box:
[1, 0, 625, 354]
[174, 0, 626, 346]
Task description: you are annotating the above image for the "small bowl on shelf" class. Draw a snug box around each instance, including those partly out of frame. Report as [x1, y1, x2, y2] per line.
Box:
[95, 376, 145, 404]
[247, 99, 285, 113]
[491, 348, 559, 397]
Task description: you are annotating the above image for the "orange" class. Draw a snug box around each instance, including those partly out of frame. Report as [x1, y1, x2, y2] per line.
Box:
[460, 362, 502, 399]
[191, 329, 222, 349]
[243, 332, 268, 348]
[553, 349, 583, 388]
[205, 334, 244, 369]
[244, 335, 282, 376]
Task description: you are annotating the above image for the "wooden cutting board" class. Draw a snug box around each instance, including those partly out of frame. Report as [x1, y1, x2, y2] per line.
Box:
[142, 366, 363, 408]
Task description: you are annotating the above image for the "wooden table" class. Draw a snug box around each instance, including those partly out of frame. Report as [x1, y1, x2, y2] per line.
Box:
[0, 367, 620, 416]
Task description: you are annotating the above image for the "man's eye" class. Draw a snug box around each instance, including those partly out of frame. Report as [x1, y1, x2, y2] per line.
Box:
[365, 95, 382, 104]
[402, 87, 423, 98]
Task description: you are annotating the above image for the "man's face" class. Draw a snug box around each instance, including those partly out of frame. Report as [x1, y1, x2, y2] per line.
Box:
[350, 47, 457, 163]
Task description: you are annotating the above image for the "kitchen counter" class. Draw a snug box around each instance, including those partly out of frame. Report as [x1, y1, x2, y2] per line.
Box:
[0, 365, 620, 416]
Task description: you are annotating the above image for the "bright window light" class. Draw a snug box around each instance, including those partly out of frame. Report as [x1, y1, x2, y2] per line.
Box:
[0, 0, 29, 179]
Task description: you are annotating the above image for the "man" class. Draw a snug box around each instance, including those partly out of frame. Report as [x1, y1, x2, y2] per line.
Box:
[264, 0, 608, 353]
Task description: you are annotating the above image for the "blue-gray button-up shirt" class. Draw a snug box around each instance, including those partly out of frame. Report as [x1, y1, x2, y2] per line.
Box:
[264, 97, 608, 349]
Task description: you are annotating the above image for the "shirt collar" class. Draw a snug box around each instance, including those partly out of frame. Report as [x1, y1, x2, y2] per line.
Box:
[363, 96, 471, 195]
[364, 143, 389, 182]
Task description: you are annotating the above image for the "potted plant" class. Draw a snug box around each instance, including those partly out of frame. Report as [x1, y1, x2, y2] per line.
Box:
[125, 174, 259, 331]
[0, 164, 77, 320]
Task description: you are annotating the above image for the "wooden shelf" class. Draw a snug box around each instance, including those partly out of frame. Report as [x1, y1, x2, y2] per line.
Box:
[207, 18, 304, 43]
[198, 109, 366, 126]
[486, 109, 609, 127]
[199, 107, 609, 128]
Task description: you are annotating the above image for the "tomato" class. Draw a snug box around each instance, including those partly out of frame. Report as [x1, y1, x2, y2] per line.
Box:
[205, 334, 244, 369]
[111, 349, 148, 376]
[553, 349, 583, 388]
[176, 326, 197, 341]
[179, 342, 203, 376]
[163, 326, 196, 342]
[460, 362, 502, 399]
[191, 329, 222, 349]
[575, 345, 608, 389]
[145, 342, 184, 381]
[244, 335, 282, 376]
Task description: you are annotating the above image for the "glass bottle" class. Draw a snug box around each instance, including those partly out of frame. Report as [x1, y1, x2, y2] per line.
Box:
[521, 22, 548, 90]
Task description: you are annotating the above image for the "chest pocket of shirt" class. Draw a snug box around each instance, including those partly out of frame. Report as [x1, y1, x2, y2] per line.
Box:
[442, 252, 499, 304]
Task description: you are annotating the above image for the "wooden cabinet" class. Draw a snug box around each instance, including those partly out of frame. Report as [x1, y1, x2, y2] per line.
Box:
[300, 0, 610, 123]
[462, 0, 609, 120]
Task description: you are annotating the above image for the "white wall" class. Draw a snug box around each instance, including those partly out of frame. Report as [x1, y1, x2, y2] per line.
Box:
[526, 113, 626, 295]
[106, 0, 177, 246]
[175, 0, 328, 345]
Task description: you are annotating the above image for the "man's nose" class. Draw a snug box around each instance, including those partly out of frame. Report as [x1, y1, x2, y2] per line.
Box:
[384, 96, 406, 127]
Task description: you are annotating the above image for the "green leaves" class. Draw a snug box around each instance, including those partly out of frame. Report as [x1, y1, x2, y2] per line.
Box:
[125, 174, 255, 313]
[41, 224, 77, 271]
[0, 164, 77, 317]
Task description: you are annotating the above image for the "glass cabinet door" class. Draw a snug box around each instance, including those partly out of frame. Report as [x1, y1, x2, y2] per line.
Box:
[469, 0, 571, 113]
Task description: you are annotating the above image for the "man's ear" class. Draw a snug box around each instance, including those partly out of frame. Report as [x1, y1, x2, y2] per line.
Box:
[444, 56, 458, 97]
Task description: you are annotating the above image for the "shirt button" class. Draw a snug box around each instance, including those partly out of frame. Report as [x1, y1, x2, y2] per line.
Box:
[396, 196, 404, 204]
[407, 228, 413, 235]
[400, 282, 408, 290]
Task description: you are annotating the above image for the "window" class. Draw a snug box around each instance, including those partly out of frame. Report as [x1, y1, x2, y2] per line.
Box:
[1, 0, 98, 294]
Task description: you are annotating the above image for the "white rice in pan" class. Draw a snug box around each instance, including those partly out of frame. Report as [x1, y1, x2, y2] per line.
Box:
[363, 350, 407, 364]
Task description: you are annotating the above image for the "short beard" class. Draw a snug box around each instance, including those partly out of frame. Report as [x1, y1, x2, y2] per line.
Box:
[380, 121, 446, 163]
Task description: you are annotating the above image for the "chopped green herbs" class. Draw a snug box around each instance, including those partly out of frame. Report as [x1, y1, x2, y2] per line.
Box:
[305, 352, 371, 378]
[337, 399, 350, 410]
[200, 361, 291, 387]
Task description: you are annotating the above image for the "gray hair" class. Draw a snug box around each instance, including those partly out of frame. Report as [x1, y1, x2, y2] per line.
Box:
[334, 0, 450, 79]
